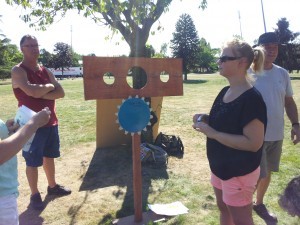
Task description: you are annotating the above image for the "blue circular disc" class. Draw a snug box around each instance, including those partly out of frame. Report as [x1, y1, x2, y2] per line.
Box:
[118, 98, 151, 133]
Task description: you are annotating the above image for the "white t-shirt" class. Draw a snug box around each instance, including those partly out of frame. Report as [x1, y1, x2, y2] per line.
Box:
[250, 64, 293, 141]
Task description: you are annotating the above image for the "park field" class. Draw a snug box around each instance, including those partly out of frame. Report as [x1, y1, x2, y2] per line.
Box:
[0, 73, 299, 225]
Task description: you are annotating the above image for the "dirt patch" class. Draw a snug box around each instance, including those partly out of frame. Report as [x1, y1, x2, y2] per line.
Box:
[16, 140, 209, 225]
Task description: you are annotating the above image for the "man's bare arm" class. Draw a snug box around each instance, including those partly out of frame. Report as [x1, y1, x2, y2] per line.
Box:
[285, 96, 300, 144]
[40, 68, 65, 100]
[11, 66, 54, 98]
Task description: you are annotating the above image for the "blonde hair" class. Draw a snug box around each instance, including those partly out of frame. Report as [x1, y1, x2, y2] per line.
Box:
[224, 38, 265, 74]
[251, 46, 265, 73]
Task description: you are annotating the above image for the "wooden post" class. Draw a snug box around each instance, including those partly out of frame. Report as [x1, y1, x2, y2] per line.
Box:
[132, 133, 142, 222]
[83, 57, 183, 223]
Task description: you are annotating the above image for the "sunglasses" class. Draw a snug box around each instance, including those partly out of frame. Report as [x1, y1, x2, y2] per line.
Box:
[218, 56, 241, 63]
[21, 44, 40, 48]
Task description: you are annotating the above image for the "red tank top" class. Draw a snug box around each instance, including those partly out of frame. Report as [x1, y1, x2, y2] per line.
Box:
[13, 64, 58, 127]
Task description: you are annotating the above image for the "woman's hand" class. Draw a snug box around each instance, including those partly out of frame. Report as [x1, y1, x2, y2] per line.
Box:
[6, 119, 20, 134]
[193, 121, 216, 138]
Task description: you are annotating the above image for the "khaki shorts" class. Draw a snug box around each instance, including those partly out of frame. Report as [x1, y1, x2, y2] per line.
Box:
[259, 140, 283, 178]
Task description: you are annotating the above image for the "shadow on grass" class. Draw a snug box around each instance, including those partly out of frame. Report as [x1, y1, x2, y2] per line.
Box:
[19, 209, 44, 225]
[19, 195, 70, 225]
[183, 79, 208, 84]
[79, 145, 169, 223]
[79, 146, 133, 190]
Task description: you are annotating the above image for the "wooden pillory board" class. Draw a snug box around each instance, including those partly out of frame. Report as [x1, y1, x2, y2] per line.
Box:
[83, 56, 183, 224]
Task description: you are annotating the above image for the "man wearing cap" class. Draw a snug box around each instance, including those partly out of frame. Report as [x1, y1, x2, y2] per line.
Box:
[250, 32, 300, 223]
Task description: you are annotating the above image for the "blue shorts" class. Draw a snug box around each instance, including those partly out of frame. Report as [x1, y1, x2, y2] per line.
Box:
[22, 125, 60, 167]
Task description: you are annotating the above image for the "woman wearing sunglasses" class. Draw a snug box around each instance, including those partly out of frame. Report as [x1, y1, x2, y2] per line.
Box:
[193, 39, 267, 225]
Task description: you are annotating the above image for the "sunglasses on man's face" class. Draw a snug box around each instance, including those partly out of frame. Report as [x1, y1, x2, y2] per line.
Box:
[218, 56, 241, 63]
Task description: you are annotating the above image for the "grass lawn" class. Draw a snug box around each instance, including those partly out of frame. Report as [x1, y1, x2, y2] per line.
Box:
[0, 73, 299, 225]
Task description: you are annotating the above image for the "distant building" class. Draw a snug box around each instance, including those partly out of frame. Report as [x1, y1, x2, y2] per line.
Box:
[49, 67, 83, 78]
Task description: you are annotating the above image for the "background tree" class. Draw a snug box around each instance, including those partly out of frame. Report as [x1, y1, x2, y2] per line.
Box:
[160, 43, 168, 57]
[39, 48, 82, 68]
[170, 13, 200, 80]
[275, 18, 299, 43]
[4, 0, 207, 142]
[39, 48, 53, 67]
[274, 17, 300, 71]
[4, 0, 207, 84]
[49, 42, 73, 76]
[196, 38, 218, 73]
[0, 36, 22, 80]
[153, 43, 169, 58]
[1, 18, 15, 79]
[145, 44, 155, 58]
[5, 0, 206, 56]
[71, 51, 82, 67]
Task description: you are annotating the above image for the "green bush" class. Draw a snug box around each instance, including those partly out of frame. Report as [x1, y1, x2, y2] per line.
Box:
[0, 67, 11, 80]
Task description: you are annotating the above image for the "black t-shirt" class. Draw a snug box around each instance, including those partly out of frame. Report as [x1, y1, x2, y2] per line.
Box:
[207, 86, 267, 180]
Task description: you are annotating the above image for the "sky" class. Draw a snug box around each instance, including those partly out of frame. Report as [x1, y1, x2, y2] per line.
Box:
[1, 0, 299, 57]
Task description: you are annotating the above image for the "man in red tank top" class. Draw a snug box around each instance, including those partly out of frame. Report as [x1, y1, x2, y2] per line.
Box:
[11, 35, 71, 210]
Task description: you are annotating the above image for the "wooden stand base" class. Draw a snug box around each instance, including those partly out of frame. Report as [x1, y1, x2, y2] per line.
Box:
[112, 211, 167, 225]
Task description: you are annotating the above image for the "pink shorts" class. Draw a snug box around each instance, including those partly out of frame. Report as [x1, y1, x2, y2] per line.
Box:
[211, 167, 260, 207]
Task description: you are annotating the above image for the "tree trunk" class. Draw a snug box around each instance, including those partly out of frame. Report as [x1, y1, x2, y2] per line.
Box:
[127, 33, 154, 143]
[184, 72, 187, 81]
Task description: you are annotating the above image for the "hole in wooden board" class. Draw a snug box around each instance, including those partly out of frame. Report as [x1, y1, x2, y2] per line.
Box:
[127, 67, 147, 90]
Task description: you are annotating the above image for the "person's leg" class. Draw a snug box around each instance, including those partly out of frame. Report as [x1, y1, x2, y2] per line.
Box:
[43, 126, 59, 188]
[43, 157, 56, 188]
[44, 126, 71, 196]
[254, 173, 278, 222]
[23, 128, 46, 210]
[26, 166, 39, 195]
[26, 166, 45, 210]
[23, 127, 46, 195]
[213, 187, 234, 225]
[44, 157, 71, 196]
[228, 204, 254, 225]
[255, 171, 271, 205]
[222, 167, 260, 225]
[253, 141, 282, 222]
[211, 172, 234, 225]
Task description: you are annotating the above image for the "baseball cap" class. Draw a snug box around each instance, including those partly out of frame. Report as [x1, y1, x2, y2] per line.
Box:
[258, 32, 279, 45]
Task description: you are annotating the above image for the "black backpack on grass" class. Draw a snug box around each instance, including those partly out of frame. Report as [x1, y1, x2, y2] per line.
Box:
[140, 143, 168, 167]
[154, 132, 184, 156]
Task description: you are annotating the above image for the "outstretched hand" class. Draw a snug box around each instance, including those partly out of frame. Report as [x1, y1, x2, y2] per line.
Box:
[31, 107, 51, 128]
[291, 125, 300, 145]
[6, 119, 19, 134]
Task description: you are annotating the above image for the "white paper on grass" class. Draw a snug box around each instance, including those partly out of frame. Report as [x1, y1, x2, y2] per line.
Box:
[148, 201, 189, 216]
[14, 105, 37, 152]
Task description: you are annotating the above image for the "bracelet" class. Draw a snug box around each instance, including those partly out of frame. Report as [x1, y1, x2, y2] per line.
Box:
[292, 122, 299, 127]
